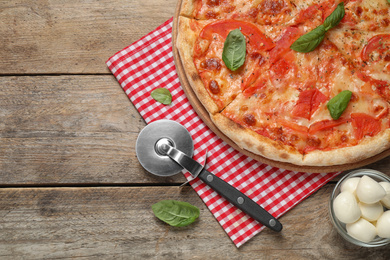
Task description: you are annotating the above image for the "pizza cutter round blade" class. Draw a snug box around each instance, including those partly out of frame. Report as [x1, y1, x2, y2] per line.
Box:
[136, 119, 283, 232]
[135, 119, 194, 177]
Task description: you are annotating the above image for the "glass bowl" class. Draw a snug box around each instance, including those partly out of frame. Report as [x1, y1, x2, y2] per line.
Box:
[329, 169, 390, 247]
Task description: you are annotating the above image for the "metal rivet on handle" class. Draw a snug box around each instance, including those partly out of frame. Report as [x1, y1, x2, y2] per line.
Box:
[237, 197, 244, 204]
[269, 219, 276, 227]
[207, 174, 213, 182]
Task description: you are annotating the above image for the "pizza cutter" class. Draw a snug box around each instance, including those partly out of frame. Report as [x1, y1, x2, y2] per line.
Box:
[136, 119, 282, 232]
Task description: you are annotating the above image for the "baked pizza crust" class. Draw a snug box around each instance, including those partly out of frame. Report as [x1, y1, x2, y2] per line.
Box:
[176, 0, 390, 168]
[179, 0, 195, 18]
[176, 16, 220, 114]
[211, 113, 305, 165]
[302, 130, 390, 166]
[212, 113, 390, 166]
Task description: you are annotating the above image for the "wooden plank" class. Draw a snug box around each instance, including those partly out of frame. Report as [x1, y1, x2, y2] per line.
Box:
[0, 0, 176, 74]
[0, 75, 184, 185]
[1, 75, 389, 185]
[0, 185, 389, 259]
[337, 163, 390, 181]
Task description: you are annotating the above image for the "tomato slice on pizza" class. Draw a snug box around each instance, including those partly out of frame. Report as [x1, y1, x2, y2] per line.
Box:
[212, 37, 390, 165]
[178, 17, 276, 112]
[177, 0, 390, 166]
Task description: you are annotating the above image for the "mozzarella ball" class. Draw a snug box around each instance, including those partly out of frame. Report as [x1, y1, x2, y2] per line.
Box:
[346, 218, 377, 243]
[341, 177, 360, 194]
[333, 191, 361, 223]
[359, 201, 383, 222]
[376, 210, 390, 238]
[379, 182, 390, 208]
[356, 175, 386, 204]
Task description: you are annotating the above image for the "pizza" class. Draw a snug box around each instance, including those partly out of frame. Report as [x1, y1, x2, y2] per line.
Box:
[176, 0, 390, 166]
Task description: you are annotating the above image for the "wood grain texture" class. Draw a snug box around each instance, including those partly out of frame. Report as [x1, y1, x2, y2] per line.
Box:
[0, 186, 389, 259]
[0, 75, 389, 185]
[0, 76, 185, 185]
[0, 0, 177, 74]
[0, 0, 390, 258]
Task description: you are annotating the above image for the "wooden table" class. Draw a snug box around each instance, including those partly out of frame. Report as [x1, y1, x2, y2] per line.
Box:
[1, 1, 389, 259]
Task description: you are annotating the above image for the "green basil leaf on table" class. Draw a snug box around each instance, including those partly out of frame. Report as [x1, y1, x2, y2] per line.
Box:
[152, 200, 200, 227]
[323, 2, 345, 31]
[151, 88, 172, 105]
[290, 25, 326, 53]
[222, 29, 246, 71]
[327, 90, 353, 120]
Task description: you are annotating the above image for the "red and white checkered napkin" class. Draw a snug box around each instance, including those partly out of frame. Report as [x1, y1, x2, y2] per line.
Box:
[107, 18, 341, 247]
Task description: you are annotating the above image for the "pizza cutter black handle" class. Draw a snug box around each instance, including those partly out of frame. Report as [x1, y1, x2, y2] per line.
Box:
[198, 170, 283, 232]
[159, 142, 282, 232]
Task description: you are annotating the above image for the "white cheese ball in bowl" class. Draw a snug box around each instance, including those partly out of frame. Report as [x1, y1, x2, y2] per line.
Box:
[329, 169, 390, 247]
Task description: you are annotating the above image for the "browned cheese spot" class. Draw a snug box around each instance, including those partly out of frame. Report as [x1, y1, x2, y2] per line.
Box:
[209, 80, 220, 94]
[341, 134, 349, 143]
[191, 72, 201, 82]
[244, 114, 256, 126]
[307, 136, 321, 147]
[201, 58, 222, 71]
[207, 0, 220, 7]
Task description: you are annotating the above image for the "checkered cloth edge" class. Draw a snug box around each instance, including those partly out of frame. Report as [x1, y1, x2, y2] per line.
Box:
[106, 17, 341, 247]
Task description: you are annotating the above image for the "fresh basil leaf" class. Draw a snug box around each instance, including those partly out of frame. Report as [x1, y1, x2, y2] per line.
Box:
[222, 29, 246, 71]
[151, 88, 172, 105]
[291, 2, 345, 53]
[290, 25, 326, 53]
[327, 90, 353, 120]
[388, 0, 390, 4]
[152, 200, 200, 227]
[323, 2, 345, 31]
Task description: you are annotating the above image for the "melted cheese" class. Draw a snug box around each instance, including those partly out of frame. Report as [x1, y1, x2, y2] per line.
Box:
[187, 0, 390, 155]
[223, 34, 389, 153]
[192, 0, 332, 25]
